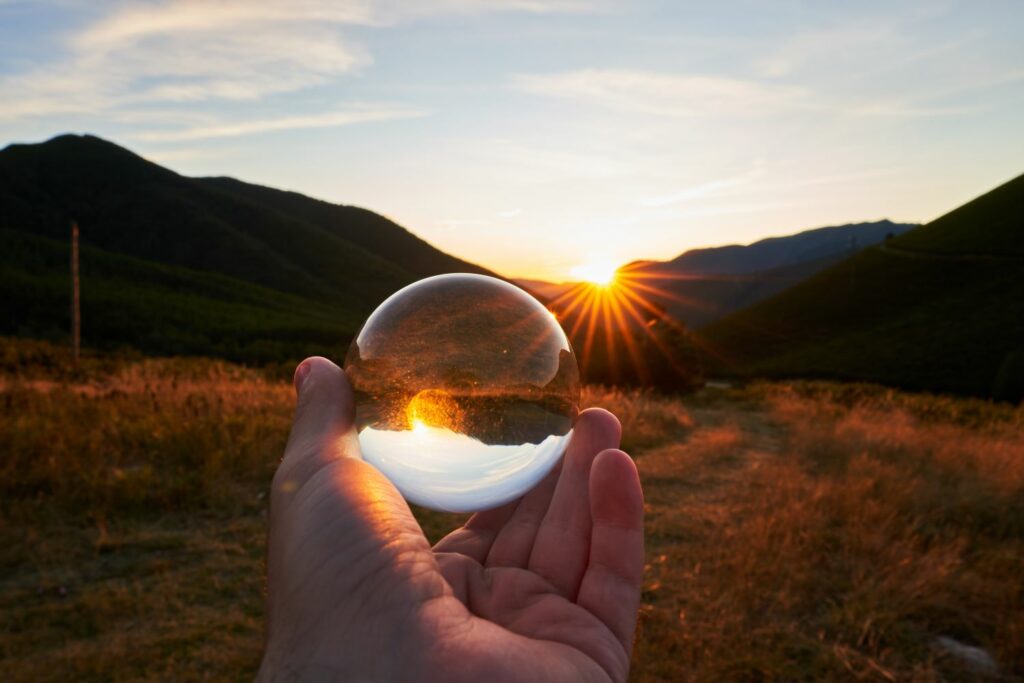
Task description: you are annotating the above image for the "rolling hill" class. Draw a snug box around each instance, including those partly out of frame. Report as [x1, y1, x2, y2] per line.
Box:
[646, 220, 914, 275]
[701, 173, 1024, 400]
[0, 134, 495, 362]
[621, 220, 916, 327]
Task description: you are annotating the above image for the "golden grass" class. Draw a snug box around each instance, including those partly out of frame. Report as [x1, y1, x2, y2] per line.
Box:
[581, 384, 695, 453]
[1, 351, 285, 681]
[634, 384, 1024, 682]
[1, 340, 1022, 681]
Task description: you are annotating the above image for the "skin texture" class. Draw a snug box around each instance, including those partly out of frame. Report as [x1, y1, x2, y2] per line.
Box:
[258, 357, 645, 682]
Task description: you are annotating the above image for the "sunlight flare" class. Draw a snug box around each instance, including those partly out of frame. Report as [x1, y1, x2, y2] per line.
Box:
[570, 258, 619, 287]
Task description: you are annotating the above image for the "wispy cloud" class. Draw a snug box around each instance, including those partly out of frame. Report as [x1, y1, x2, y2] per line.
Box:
[653, 200, 801, 221]
[142, 146, 238, 164]
[72, 2, 374, 50]
[514, 58, 1016, 122]
[754, 24, 896, 78]
[70, 0, 604, 51]
[0, 6, 372, 123]
[848, 103, 984, 118]
[844, 67, 1024, 119]
[637, 168, 763, 208]
[468, 138, 629, 180]
[514, 68, 811, 117]
[0, 0, 602, 128]
[136, 105, 426, 142]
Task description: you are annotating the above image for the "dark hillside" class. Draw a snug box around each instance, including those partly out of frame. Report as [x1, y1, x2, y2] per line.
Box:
[1, 135, 412, 308]
[892, 173, 1024, 256]
[623, 220, 915, 327]
[1, 230, 353, 362]
[201, 177, 490, 278]
[0, 134, 496, 362]
[701, 173, 1024, 400]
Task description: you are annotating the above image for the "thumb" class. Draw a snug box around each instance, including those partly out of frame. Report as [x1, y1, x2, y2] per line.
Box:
[263, 358, 436, 678]
[272, 356, 362, 501]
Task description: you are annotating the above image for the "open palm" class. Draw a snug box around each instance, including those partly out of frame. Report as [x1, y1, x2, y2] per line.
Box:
[258, 357, 644, 683]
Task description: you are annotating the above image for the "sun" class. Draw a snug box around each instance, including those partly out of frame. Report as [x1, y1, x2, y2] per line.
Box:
[570, 258, 619, 287]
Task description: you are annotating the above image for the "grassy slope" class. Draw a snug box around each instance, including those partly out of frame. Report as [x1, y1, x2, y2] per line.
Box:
[701, 172, 1024, 399]
[0, 135, 414, 308]
[0, 134, 497, 362]
[199, 176, 495, 279]
[893, 172, 1024, 256]
[1, 230, 355, 363]
[1, 342, 1021, 681]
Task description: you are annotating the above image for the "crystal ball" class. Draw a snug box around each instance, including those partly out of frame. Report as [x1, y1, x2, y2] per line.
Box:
[344, 273, 580, 512]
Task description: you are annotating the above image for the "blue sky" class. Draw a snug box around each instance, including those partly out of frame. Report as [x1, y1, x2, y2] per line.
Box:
[1, 1, 1022, 280]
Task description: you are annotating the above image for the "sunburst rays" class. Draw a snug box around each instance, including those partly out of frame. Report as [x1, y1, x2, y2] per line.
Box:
[547, 267, 699, 384]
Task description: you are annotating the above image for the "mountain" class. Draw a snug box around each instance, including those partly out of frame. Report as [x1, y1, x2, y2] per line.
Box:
[621, 220, 916, 328]
[0, 134, 495, 363]
[700, 173, 1024, 400]
[511, 278, 576, 301]
[649, 220, 915, 275]
[199, 176, 485, 279]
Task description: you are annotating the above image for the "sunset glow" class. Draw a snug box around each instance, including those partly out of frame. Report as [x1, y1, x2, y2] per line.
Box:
[570, 259, 619, 287]
[545, 264, 704, 385]
[406, 388, 464, 432]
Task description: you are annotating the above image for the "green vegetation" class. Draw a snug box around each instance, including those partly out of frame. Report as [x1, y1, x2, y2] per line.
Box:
[1, 230, 353, 363]
[2, 339, 1021, 681]
[702, 172, 1024, 400]
[0, 134, 494, 363]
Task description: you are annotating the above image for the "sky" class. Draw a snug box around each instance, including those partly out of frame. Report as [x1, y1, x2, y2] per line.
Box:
[1, 1, 1022, 281]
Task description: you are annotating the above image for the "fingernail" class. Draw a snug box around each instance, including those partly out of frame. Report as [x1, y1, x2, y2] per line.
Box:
[294, 361, 312, 394]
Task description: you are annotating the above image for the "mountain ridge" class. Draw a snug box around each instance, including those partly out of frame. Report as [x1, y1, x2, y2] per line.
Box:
[0, 133, 496, 362]
[519, 220, 916, 329]
[700, 171, 1024, 400]
[651, 219, 916, 275]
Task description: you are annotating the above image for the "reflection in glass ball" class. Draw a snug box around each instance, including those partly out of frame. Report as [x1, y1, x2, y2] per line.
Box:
[344, 273, 580, 512]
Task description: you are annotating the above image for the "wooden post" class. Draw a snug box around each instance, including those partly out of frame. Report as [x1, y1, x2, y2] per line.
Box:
[71, 220, 80, 365]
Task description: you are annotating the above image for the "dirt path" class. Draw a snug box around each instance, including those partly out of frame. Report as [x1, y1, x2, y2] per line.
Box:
[637, 391, 788, 536]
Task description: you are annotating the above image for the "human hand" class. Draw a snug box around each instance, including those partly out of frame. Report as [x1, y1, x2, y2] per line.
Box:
[258, 357, 644, 682]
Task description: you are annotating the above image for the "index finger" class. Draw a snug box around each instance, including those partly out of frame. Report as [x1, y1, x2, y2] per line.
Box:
[575, 448, 645, 652]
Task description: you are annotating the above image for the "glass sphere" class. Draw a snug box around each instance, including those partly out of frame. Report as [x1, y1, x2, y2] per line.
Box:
[344, 273, 580, 512]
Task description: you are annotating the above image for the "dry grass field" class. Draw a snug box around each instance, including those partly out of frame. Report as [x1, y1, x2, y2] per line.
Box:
[1, 339, 1022, 681]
